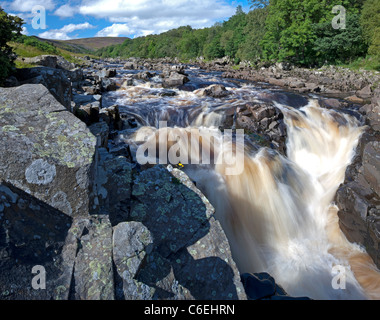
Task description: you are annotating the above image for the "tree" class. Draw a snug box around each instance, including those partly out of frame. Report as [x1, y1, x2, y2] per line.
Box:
[313, 14, 368, 65]
[361, 0, 380, 57]
[0, 7, 23, 83]
[261, 0, 365, 66]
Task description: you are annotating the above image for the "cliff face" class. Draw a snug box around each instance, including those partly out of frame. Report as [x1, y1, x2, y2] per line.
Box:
[335, 88, 380, 269]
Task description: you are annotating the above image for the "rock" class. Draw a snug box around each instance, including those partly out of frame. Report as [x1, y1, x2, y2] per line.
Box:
[201, 84, 231, 98]
[0, 182, 72, 300]
[62, 68, 83, 85]
[0, 84, 97, 217]
[345, 95, 364, 104]
[15, 67, 72, 110]
[363, 141, 380, 197]
[357, 85, 372, 99]
[289, 80, 305, 88]
[93, 148, 132, 216]
[98, 68, 116, 78]
[366, 104, 380, 132]
[103, 105, 123, 131]
[76, 104, 100, 125]
[82, 85, 101, 95]
[112, 221, 157, 299]
[159, 90, 177, 97]
[56, 56, 76, 71]
[3, 76, 19, 87]
[268, 78, 287, 87]
[221, 103, 286, 154]
[73, 93, 102, 110]
[335, 129, 380, 268]
[162, 72, 189, 88]
[320, 98, 342, 109]
[122, 77, 134, 87]
[135, 71, 155, 81]
[101, 78, 118, 91]
[123, 165, 246, 300]
[305, 82, 321, 92]
[71, 216, 114, 300]
[89, 121, 109, 148]
[23, 55, 58, 68]
[124, 61, 136, 70]
[241, 273, 311, 300]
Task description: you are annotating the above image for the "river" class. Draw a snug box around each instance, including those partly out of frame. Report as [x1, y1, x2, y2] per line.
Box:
[102, 64, 380, 300]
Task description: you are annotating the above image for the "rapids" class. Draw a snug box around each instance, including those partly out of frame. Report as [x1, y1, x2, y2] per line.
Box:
[105, 64, 380, 300]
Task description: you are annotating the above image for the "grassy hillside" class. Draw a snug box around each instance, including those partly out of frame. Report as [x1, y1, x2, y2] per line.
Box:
[10, 36, 98, 68]
[34, 36, 129, 53]
[64, 37, 129, 50]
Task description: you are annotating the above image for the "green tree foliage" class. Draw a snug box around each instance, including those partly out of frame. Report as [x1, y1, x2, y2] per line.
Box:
[15, 35, 59, 55]
[313, 14, 368, 65]
[0, 7, 23, 83]
[97, 6, 265, 63]
[261, 0, 365, 66]
[361, 0, 380, 57]
[97, 1, 374, 69]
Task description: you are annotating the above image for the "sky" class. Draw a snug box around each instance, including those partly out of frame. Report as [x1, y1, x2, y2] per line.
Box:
[1, 0, 252, 40]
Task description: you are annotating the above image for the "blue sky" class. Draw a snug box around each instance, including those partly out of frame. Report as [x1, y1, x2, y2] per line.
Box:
[1, 0, 252, 40]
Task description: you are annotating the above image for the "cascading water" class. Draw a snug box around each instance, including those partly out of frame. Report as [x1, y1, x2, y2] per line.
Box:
[109, 66, 380, 300]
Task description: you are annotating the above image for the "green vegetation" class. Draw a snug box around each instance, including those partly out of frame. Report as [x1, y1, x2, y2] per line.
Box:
[0, 7, 23, 83]
[97, 0, 379, 71]
[9, 35, 98, 68]
[360, 0, 380, 58]
[14, 35, 59, 55]
[97, 6, 267, 63]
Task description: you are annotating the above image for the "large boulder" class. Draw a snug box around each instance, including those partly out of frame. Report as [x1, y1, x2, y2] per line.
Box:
[200, 84, 231, 98]
[23, 55, 58, 68]
[0, 84, 97, 217]
[162, 72, 189, 88]
[14, 67, 72, 110]
[112, 165, 246, 300]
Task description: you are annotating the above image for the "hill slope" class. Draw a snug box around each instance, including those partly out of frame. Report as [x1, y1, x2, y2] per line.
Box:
[30, 36, 129, 54]
[64, 37, 129, 50]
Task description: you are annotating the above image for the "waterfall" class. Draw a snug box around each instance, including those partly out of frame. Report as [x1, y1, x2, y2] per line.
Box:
[115, 75, 380, 300]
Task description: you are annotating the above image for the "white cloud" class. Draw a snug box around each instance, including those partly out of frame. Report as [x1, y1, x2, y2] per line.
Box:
[96, 24, 134, 37]
[6, 0, 55, 12]
[38, 22, 95, 40]
[21, 26, 29, 35]
[54, 4, 76, 18]
[82, 0, 234, 36]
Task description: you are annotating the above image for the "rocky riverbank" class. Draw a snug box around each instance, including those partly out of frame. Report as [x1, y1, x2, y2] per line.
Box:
[1, 53, 379, 300]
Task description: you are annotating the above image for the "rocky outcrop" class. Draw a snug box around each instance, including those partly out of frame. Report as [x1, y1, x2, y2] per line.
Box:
[335, 88, 380, 268]
[220, 102, 287, 155]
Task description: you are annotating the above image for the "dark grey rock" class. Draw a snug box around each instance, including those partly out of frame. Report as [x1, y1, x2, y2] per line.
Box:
[15, 67, 72, 110]
[123, 165, 246, 300]
[0, 84, 97, 217]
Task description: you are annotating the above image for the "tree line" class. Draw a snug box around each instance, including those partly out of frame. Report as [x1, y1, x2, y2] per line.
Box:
[97, 0, 379, 69]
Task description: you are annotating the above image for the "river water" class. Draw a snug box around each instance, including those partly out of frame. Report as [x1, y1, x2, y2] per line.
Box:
[103, 64, 380, 300]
